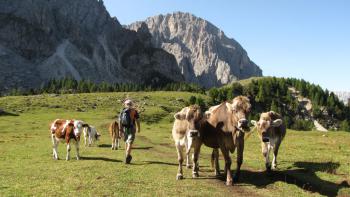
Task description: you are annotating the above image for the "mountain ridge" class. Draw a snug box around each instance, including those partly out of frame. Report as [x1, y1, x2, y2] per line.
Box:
[128, 11, 262, 88]
[0, 2, 261, 91]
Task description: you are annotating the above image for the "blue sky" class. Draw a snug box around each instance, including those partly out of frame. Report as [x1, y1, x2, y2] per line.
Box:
[104, 0, 350, 91]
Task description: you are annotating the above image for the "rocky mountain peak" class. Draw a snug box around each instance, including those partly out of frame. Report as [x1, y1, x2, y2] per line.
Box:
[129, 12, 262, 88]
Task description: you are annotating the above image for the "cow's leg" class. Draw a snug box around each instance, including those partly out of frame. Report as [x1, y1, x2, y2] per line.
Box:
[52, 135, 59, 160]
[262, 142, 271, 171]
[75, 141, 80, 160]
[192, 142, 201, 178]
[88, 135, 92, 147]
[83, 129, 87, 147]
[221, 147, 233, 186]
[117, 136, 120, 149]
[175, 142, 184, 180]
[234, 135, 244, 182]
[111, 136, 115, 150]
[272, 141, 281, 170]
[211, 148, 220, 176]
[185, 138, 191, 169]
[66, 142, 71, 161]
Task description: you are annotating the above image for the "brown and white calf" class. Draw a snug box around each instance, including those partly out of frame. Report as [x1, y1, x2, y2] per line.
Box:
[50, 119, 88, 160]
[109, 121, 120, 150]
[251, 111, 286, 171]
[172, 105, 203, 180]
[83, 125, 101, 146]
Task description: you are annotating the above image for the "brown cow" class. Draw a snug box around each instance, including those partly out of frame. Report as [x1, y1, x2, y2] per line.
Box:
[251, 111, 286, 171]
[194, 96, 251, 185]
[172, 105, 202, 180]
[109, 121, 120, 150]
[50, 119, 88, 160]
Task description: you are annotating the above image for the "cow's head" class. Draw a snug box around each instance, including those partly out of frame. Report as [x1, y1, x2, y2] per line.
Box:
[74, 120, 89, 136]
[95, 132, 101, 141]
[205, 96, 251, 134]
[174, 105, 202, 138]
[231, 96, 251, 132]
[251, 111, 283, 143]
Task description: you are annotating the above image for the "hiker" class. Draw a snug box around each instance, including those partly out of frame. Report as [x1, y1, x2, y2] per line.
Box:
[119, 99, 140, 164]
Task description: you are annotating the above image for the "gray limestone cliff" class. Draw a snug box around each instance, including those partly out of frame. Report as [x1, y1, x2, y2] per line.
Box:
[129, 12, 262, 88]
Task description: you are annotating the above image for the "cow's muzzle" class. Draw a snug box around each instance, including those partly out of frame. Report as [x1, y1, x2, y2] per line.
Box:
[238, 119, 250, 131]
[188, 130, 200, 138]
[262, 132, 269, 142]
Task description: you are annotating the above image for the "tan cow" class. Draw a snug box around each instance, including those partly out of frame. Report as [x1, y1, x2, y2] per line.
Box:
[194, 96, 251, 185]
[109, 121, 120, 150]
[50, 119, 88, 160]
[251, 111, 286, 171]
[172, 105, 202, 180]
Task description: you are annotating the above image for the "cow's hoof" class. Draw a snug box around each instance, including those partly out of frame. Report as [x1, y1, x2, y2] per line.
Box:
[192, 172, 199, 178]
[215, 171, 221, 177]
[186, 165, 192, 169]
[272, 164, 277, 170]
[176, 174, 183, 180]
[225, 180, 233, 186]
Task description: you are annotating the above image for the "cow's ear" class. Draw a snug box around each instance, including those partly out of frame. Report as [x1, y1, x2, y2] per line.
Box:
[174, 112, 186, 120]
[271, 119, 283, 127]
[204, 111, 211, 119]
[251, 120, 257, 126]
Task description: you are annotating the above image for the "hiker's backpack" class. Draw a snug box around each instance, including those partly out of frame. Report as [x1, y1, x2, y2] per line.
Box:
[120, 108, 132, 128]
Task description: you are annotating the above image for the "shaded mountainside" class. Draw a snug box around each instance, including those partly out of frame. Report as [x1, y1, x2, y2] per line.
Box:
[0, 0, 183, 92]
[128, 12, 262, 88]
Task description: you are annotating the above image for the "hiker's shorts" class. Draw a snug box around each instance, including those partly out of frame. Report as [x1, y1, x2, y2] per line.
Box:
[123, 127, 136, 144]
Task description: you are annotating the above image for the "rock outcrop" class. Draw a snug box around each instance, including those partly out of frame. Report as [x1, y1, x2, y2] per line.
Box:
[128, 12, 262, 88]
[0, 0, 183, 92]
[0, 2, 262, 92]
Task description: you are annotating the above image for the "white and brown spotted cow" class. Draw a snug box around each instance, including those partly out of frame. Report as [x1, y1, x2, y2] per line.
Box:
[172, 105, 203, 180]
[83, 125, 101, 147]
[109, 121, 120, 150]
[50, 119, 88, 160]
[251, 111, 286, 171]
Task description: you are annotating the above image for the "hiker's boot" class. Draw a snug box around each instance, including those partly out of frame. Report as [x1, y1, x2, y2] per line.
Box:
[125, 154, 132, 164]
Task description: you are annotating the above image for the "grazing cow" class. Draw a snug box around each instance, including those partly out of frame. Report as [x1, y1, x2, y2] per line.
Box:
[109, 121, 120, 150]
[50, 119, 88, 160]
[172, 105, 203, 180]
[83, 125, 101, 146]
[251, 111, 286, 171]
[193, 96, 251, 185]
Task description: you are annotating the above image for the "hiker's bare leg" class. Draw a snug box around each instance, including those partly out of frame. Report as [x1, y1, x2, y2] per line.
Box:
[126, 143, 132, 156]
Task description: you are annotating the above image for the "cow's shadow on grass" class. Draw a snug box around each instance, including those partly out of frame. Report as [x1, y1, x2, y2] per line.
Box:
[133, 146, 153, 150]
[98, 144, 112, 148]
[80, 156, 121, 163]
[0, 110, 19, 116]
[237, 161, 349, 197]
[98, 144, 153, 150]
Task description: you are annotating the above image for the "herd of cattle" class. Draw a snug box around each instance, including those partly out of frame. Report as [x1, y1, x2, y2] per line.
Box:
[50, 119, 120, 160]
[172, 96, 286, 185]
[49, 95, 286, 186]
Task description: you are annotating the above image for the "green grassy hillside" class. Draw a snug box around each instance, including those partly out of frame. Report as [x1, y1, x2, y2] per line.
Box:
[0, 92, 349, 196]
